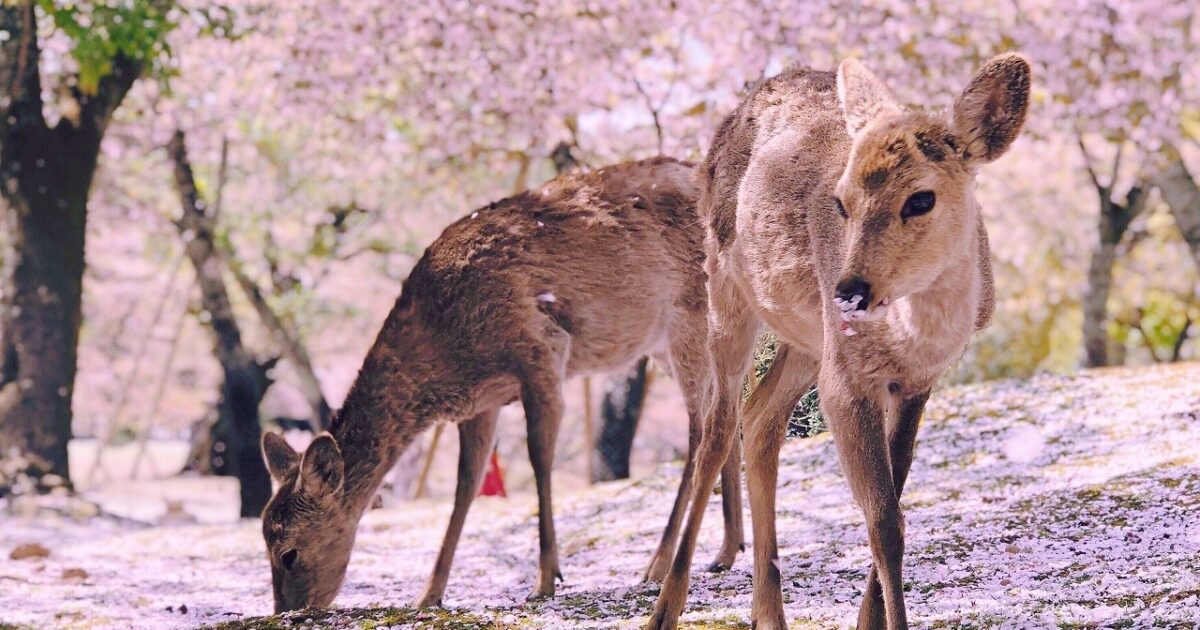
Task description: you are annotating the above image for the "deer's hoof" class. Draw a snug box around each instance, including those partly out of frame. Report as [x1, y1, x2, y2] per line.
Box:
[413, 592, 443, 609]
[644, 602, 679, 630]
[643, 559, 669, 583]
[750, 609, 788, 630]
[707, 544, 739, 573]
[706, 559, 732, 573]
[525, 587, 553, 602]
[527, 570, 561, 601]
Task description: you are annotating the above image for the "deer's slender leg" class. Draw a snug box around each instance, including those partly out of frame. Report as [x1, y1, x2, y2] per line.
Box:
[708, 437, 745, 572]
[645, 389, 746, 582]
[857, 389, 930, 630]
[646, 268, 759, 630]
[519, 343, 568, 600]
[821, 373, 908, 630]
[643, 402, 701, 583]
[414, 409, 500, 608]
[646, 311, 745, 583]
[738, 344, 819, 629]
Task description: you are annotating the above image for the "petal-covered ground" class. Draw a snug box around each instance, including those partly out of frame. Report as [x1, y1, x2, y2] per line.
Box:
[3, 363, 1199, 629]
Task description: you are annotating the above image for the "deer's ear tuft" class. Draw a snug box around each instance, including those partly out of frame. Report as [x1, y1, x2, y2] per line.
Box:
[952, 53, 1031, 163]
[262, 432, 299, 482]
[837, 58, 902, 138]
[297, 434, 345, 497]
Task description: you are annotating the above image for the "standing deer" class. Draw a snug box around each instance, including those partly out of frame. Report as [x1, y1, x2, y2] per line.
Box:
[258, 157, 746, 613]
[646, 55, 1030, 630]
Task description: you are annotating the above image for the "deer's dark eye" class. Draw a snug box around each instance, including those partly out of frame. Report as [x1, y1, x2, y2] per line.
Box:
[835, 197, 848, 219]
[901, 191, 936, 219]
[281, 549, 298, 570]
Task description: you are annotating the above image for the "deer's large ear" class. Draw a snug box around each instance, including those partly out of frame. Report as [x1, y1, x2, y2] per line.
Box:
[952, 53, 1031, 163]
[297, 434, 344, 497]
[262, 432, 299, 482]
[837, 58, 902, 138]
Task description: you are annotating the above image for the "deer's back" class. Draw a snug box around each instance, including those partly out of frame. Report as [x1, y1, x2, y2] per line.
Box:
[700, 68, 854, 348]
[402, 157, 706, 376]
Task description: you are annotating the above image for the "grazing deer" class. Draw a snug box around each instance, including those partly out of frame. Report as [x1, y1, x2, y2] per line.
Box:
[258, 156, 747, 613]
[646, 55, 1029, 630]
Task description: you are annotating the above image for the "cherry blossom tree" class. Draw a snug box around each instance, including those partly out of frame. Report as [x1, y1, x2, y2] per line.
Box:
[53, 0, 1194, 503]
[1016, 0, 1197, 366]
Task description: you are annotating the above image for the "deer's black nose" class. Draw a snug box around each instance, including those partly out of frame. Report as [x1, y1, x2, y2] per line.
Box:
[835, 277, 872, 311]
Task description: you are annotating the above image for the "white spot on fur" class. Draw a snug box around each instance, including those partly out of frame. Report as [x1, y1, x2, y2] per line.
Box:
[537, 292, 556, 303]
[470, 212, 479, 219]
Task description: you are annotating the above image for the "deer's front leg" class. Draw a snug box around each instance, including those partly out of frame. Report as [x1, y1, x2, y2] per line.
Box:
[521, 370, 565, 600]
[821, 375, 908, 630]
[415, 409, 500, 608]
[858, 389, 930, 630]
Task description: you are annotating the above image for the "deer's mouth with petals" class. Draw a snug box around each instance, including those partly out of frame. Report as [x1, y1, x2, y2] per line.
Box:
[833, 295, 891, 336]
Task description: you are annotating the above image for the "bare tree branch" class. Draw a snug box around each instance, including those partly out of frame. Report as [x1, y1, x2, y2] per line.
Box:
[1109, 141, 1124, 190]
[1077, 134, 1106, 196]
[632, 76, 665, 155]
[1153, 146, 1200, 269]
[212, 136, 229, 222]
[68, 54, 143, 143]
[224, 254, 331, 431]
[1171, 317, 1192, 362]
[0, 1, 46, 136]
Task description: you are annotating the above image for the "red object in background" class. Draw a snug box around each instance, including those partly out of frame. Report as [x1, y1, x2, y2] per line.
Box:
[479, 449, 506, 497]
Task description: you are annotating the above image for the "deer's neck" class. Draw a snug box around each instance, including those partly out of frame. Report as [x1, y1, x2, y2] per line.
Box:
[329, 309, 462, 516]
[886, 227, 981, 372]
[329, 402, 419, 516]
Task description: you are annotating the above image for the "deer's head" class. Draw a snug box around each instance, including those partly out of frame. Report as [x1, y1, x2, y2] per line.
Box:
[260, 432, 355, 613]
[831, 54, 1030, 324]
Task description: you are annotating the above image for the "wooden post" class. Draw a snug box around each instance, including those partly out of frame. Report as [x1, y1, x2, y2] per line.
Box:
[413, 423, 445, 499]
[582, 377, 594, 483]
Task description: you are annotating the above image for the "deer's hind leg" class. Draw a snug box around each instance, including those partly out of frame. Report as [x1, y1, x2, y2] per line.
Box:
[515, 322, 571, 600]
[647, 266, 759, 630]
[709, 438, 745, 573]
[642, 386, 702, 584]
[643, 393, 746, 582]
[644, 292, 749, 582]
[741, 343, 819, 629]
[415, 409, 500, 608]
[644, 309, 746, 582]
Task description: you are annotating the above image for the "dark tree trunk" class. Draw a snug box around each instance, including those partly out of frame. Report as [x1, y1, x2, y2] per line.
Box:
[0, 3, 140, 487]
[1082, 186, 1147, 368]
[1154, 153, 1200, 270]
[0, 127, 91, 484]
[226, 258, 331, 431]
[1082, 202, 1118, 368]
[168, 129, 273, 517]
[592, 357, 650, 482]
